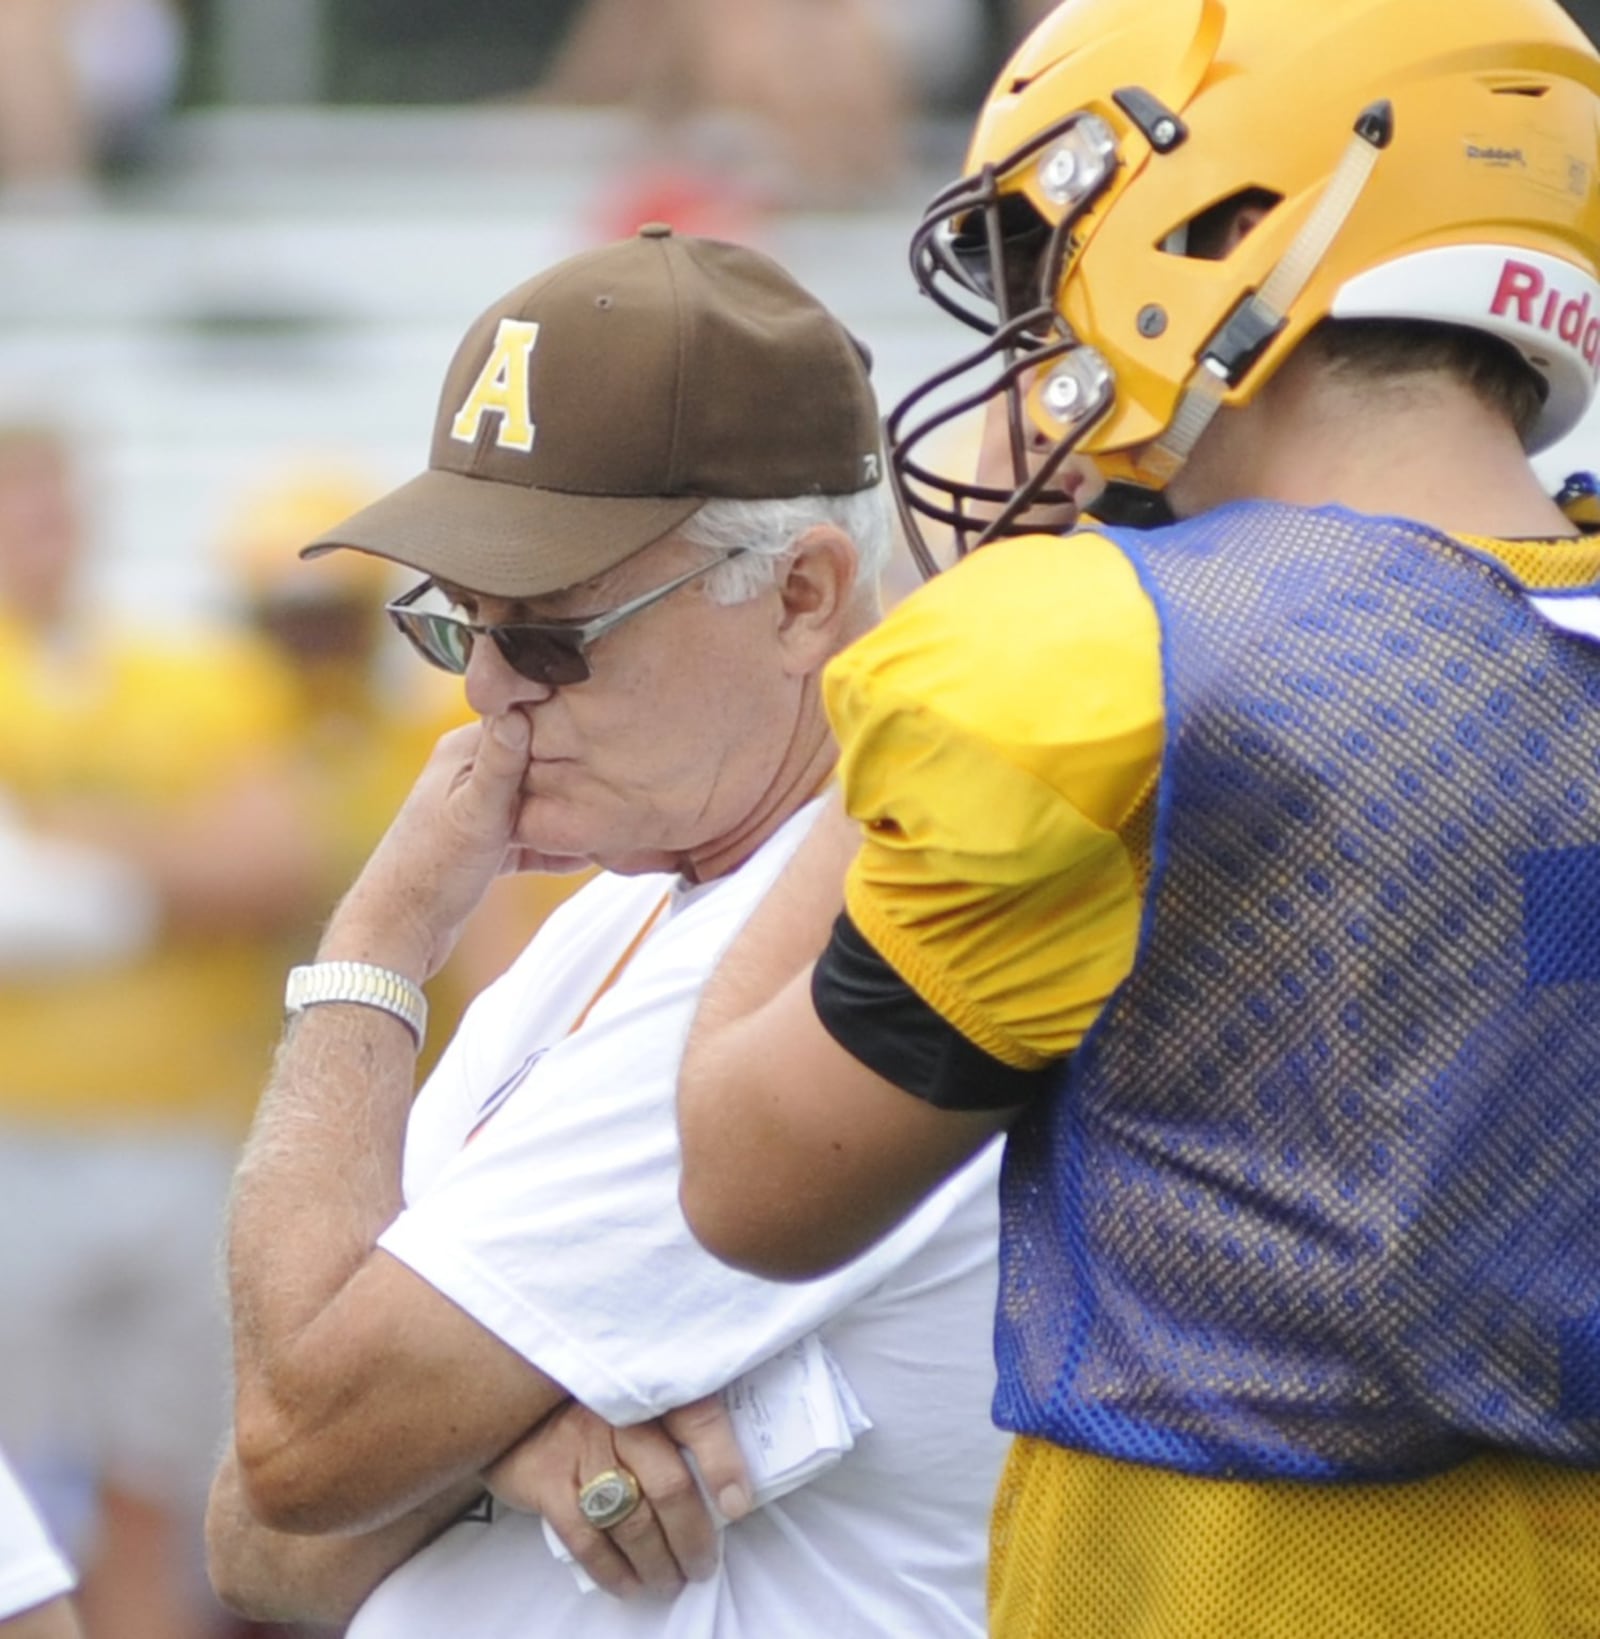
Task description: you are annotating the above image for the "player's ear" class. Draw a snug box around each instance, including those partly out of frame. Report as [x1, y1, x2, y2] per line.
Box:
[773, 525, 860, 673]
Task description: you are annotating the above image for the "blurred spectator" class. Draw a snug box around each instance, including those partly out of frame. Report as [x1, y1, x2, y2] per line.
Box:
[72, 0, 185, 169]
[0, 423, 315, 1639]
[541, 0, 912, 222]
[0, 0, 184, 206]
[0, 0, 89, 199]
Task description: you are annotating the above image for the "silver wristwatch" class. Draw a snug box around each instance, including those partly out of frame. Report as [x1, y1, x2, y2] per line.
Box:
[284, 960, 428, 1047]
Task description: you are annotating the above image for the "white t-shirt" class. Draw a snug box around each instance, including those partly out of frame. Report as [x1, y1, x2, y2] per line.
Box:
[357, 801, 1007, 1639]
[1532, 590, 1600, 640]
[0, 1450, 74, 1622]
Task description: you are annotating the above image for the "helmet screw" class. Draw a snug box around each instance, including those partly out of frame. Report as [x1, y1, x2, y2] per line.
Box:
[1151, 118, 1180, 149]
[1137, 304, 1168, 338]
[1042, 370, 1082, 416]
[1042, 147, 1078, 189]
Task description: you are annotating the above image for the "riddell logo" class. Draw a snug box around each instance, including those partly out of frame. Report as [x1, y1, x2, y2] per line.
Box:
[1489, 259, 1600, 374]
[1465, 144, 1525, 166]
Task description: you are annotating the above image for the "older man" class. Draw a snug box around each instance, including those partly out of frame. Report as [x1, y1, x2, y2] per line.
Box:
[205, 227, 1004, 1637]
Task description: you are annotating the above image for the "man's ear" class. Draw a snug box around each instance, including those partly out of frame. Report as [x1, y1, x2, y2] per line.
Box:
[773, 525, 862, 674]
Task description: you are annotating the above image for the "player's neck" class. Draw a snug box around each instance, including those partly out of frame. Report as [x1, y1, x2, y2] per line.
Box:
[1170, 360, 1576, 540]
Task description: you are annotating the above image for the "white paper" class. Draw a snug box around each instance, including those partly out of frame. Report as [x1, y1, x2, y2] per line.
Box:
[540, 1334, 872, 1591]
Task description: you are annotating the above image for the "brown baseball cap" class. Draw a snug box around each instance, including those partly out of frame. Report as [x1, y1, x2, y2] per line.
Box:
[304, 225, 884, 596]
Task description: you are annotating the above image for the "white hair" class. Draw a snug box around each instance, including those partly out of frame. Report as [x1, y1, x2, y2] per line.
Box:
[677, 484, 894, 606]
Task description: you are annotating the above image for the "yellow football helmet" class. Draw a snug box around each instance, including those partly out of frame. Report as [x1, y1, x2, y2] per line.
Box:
[223, 468, 391, 609]
[889, 0, 1600, 567]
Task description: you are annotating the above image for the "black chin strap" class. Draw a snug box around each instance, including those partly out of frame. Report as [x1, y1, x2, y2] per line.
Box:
[1088, 482, 1176, 531]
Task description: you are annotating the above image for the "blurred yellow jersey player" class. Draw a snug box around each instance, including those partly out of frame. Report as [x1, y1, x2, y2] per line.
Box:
[676, 2, 1600, 1635]
[0, 426, 318, 1639]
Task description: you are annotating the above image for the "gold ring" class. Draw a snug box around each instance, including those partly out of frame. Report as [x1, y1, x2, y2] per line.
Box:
[577, 1466, 643, 1530]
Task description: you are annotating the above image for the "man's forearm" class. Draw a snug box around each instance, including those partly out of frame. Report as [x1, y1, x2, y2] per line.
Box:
[228, 716, 528, 1401]
[224, 720, 575, 1534]
[228, 984, 419, 1353]
[225, 726, 476, 1441]
[206, 1445, 481, 1628]
[227, 989, 569, 1534]
[226, 939, 427, 1522]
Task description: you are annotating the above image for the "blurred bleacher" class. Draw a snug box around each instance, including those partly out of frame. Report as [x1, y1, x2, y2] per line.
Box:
[0, 93, 976, 622]
[4, 0, 1600, 624]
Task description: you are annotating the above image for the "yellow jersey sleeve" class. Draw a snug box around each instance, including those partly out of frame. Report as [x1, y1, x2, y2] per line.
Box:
[823, 530, 1164, 1070]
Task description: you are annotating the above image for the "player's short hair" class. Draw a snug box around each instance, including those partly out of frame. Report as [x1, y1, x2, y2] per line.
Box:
[1307, 319, 1547, 446]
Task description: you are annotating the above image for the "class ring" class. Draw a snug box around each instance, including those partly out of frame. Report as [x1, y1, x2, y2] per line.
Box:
[577, 1466, 643, 1530]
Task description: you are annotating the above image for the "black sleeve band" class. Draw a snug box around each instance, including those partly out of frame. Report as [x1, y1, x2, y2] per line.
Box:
[810, 911, 1060, 1112]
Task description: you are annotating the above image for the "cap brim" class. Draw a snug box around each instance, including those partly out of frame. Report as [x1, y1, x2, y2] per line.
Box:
[300, 468, 707, 597]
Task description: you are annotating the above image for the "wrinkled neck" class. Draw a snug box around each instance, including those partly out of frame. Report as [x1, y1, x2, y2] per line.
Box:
[675, 697, 837, 886]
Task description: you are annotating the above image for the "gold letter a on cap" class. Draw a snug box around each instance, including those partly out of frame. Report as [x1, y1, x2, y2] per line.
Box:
[451, 319, 540, 452]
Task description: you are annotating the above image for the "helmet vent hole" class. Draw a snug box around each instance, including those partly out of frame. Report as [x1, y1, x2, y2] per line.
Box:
[1160, 188, 1283, 260]
[1492, 84, 1550, 96]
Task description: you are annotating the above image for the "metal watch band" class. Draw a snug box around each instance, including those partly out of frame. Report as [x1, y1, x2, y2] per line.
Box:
[284, 960, 428, 1047]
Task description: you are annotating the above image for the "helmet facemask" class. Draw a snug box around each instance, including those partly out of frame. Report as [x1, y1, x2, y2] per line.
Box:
[888, 110, 1121, 576]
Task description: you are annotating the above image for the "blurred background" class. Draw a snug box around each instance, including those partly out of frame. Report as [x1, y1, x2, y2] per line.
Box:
[5, 0, 1600, 622]
[2, 3, 1600, 1638]
[0, 0, 1027, 625]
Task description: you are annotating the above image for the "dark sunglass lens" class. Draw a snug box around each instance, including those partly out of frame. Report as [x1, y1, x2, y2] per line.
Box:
[496, 627, 590, 687]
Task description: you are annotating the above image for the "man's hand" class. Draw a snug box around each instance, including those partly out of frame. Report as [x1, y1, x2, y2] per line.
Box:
[326, 713, 533, 980]
[487, 1395, 751, 1599]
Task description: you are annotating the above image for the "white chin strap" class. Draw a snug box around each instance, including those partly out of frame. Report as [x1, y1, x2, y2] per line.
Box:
[1139, 100, 1394, 488]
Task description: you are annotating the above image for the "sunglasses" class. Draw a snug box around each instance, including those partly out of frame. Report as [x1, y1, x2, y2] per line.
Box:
[385, 549, 748, 688]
